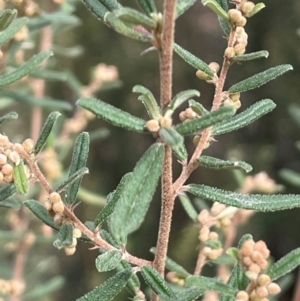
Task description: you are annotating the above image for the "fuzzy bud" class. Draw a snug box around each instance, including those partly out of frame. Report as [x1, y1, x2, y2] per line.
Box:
[185, 108, 197, 119]
[2, 163, 13, 176]
[229, 93, 241, 102]
[159, 116, 172, 128]
[193, 135, 201, 146]
[233, 100, 241, 110]
[146, 119, 160, 132]
[49, 192, 62, 204]
[234, 43, 246, 55]
[207, 248, 223, 260]
[267, 283, 281, 295]
[257, 274, 271, 286]
[44, 200, 52, 211]
[0, 154, 7, 165]
[240, 239, 255, 256]
[22, 139, 34, 153]
[0, 134, 10, 147]
[208, 231, 219, 241]
[198, 209, 209, 224]
[228, 9, 247, 27]
[8, 151, 21, 165]
[4, 174, 14, 183]
[70, 237, 78, 248]
[54, 214, 63, 226]
[73, 228, 82, 238]
[255, 286, 269, 298]
[179, 111, 187, 122]
[0, 172, 3, 183]
[52, 201, 64, 214]
[236, 291, 249, 301]
[224, 47, 235, 59]
[65, 246, 76, 256]
[209, 62, 220, 74]
[241, 1, 255, 16]
[196, 70, 211, 80]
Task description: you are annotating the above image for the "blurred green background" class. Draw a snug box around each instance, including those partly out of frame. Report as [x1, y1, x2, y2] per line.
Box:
[2, 0, 300, 300]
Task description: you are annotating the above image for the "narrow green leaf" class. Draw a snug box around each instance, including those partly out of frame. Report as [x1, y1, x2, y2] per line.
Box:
[0, 51, 53, 87]
[238, 234, 253, 249]
[34, 111, 61, 154]
[189, 99, 209, 116]
[0, 17, 28, 46]
[159, 127, 183, 147]
[66, 132, 90, 204]
[0, 9, 17, 31]
[94, 172, 132, 228]
[202, 0, 229, 21]
[178, 194, 198, 222]
[100, 0, 120, 11]
[24, 200, 59, 230]
[109, 143, 164, 244]
[133, 85, 161, 120]
[56, 167, 89, 193]
[141, 266, 178, 300]
[105, 13, 152, 42]
[213, 99, 276, 135]
[279, 169, 300, 188]
[0, 184, 17, 202]
[166, 90, 200, 116]
[247, 3, 265, 17]
[76, 268, 134, 301]
[53, 223, 73, 249]
[0, 198, 21, 210]
[150, 247, 190, 278]
[77, 97, 146, 133]
[95, 250, 123, 272]
[0, 111, 18, 125]
[233, 51, 269, 62]
[136, 0, 157, 15]
[113, 8, 156, 29]
[215, 0, 230, 35]
[186, 184, 300, 211]
[185, 275, 238, 296]
[228, 64, 293, 94]
[176, 0, 197, 18]
[13, 160, 29, 195]
[30, 69, 68, 81]
[267, 248, 300, 281]
[198, 156, 253, 173]
[176, 105, 235, 135]
[174, 43, 214, 78]
[81, 0, 109, 21]
[172, 288, 205, 301]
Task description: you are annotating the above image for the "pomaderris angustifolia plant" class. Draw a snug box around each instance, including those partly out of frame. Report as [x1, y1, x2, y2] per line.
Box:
[0, 0, 300, 300]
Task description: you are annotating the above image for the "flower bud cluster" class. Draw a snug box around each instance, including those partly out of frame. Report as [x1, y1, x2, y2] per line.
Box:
[45, 192, 65, 220]
[64, 227, 82, 256]
[196, 62, 220, 83]
[166, 271, 185, 286]
[234, 0, 256, 17]
[238, 239, 270, 280]
[234, 275, 281, 301]
[146, 116, 172, 133]
[225, 26, 248, 59]
[0, 279, 25, 296]
[179, 108, 199, 122]
[222, 91, 242, 110]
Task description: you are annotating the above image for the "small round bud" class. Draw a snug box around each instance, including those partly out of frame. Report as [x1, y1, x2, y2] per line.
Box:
[2, 163, 13, 175]
[73, 228, 82, 238]
[179, 111, 187, 122]
[257, 274, 271, 286]
[220, 217, 231, 227]
[203, 246, 212, 255]
[49, 192, 62, 204]
[14, 26, 28, 41]
[234, 43, 246, 55]
[228, 9, 243, 26]
[236, 16, 247, 27]
[146, 119, 160, 132]
[12, 143, 23, 153]
[185, 108, 197, 119]
[211, 202, 226, 216]
[254, 241, 269, 256]
[54, 214, 63, 226]
[267, 282, 281, 295]
[240, 239, 255, 256]
[251, 250, 264, 263]
[22, 139, 34, 153]
[207, 248, 223, 260]
[193, 135, 201, 146]
[242, 256, 253, 266]
[4, 174, 14, 183]
[209, 62, 220, 73]
[255, 286, 269, 298]
[224, 47, 235, 59]
[52, 201, 64, 214]
[0, 134, 10, 147]
[236, 26, 246, 36]
[0, 153, 7, 165]
[159, 116, 172, 128]
[64, 246, 76, 256]
[241, 1, 255, 16]
[44, 200, 52, 211]
[248, 263, 261, 274]
[198, 209, 209, 224]
[229, 93, 241, 102]
[8, 151, 21, 165]
[196, 70, 211, 80]
[70, 237, 78, 248]
[236, 291, 249, 301]
[208, 231, 219, 241]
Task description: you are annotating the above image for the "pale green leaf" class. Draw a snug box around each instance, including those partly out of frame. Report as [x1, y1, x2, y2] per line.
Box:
[176, 105, 235, 135]
[0, 111, 18, 125]
[13, 160, 29, 194]
[178, 194, 198, 222]
[113, 8, 156, 29]
[0, 51, 52, 87]
[34, 111, 61, 154]
[247, 3, 265, 17]
[141, 266, 178, 300]
[81, 0, 108, 20]
[174, 43, 214, 78]
[24, 200, 59, 230]
[228, 64, 293, 94]
[150, 247, 190, 278]
[185, 275, 238, 295]
[66, 132, 90, 204]
[267, 248, 300, 281]
[186, 184, 300, 211]
[176, 0, 197, 18]
[0, 17, 28, 46]
[279, 168, 300, 188]
[215, 0, 230, 35]
[133, 85, 160, 120]
[94, 172, 132, 228]
[136, 0, 157, 15]
[77, 97, 146, 133]
[76, 269, 134, 301]
[0, 184, 17, 202]
[198, 156, 252, 173]
[202, 0, 229, 21]
[189, 99, 209, 116]
[95, 250, 123, 272]
[213, 99, 276, 135]
[233, 51, 269, 62]
[53, 223, 73, 249]
[109, 143, 164, 244]
[0, 9, 17, 31]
